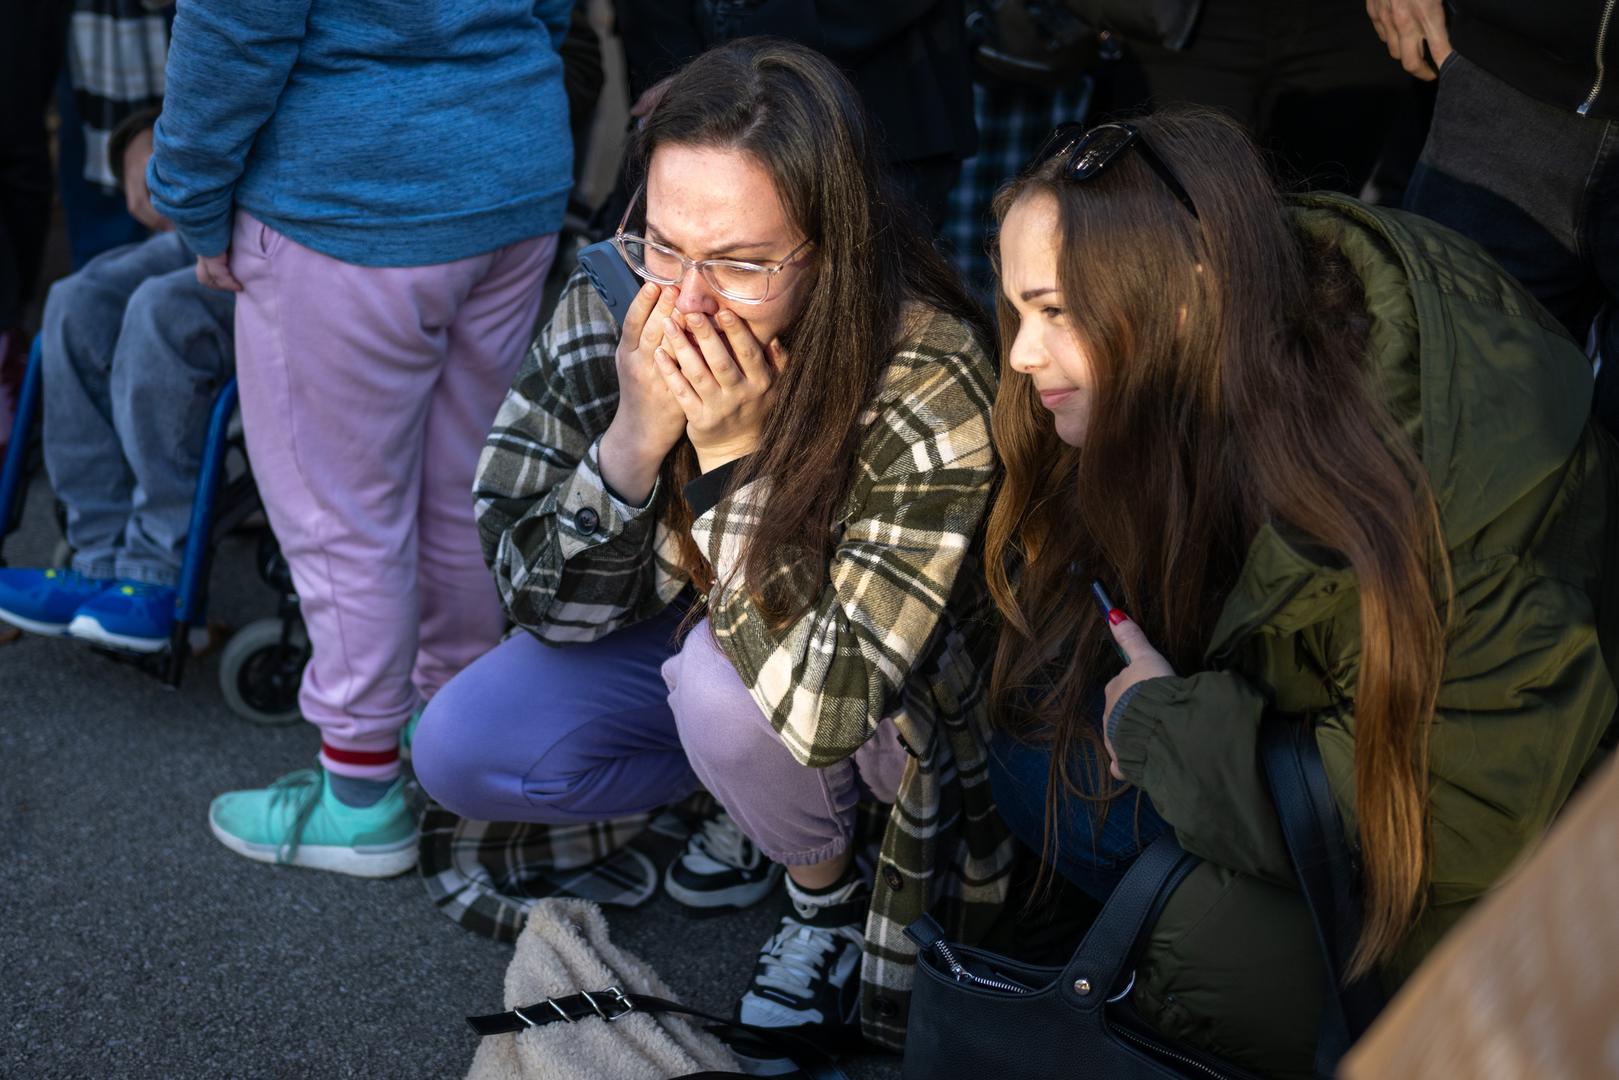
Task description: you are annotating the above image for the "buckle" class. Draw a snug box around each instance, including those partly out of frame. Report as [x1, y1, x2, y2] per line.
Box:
[582, 986, 635, 1022]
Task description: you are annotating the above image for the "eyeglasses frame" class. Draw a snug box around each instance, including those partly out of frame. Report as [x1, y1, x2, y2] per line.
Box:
[611, 184, 814, 305]
[1030, 121, 1200, 220]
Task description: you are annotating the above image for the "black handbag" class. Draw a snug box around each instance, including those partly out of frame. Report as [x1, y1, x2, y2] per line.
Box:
[901, 717, 1386, 1080]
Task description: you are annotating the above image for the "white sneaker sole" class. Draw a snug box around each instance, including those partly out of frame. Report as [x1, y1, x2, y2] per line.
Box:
[67, 613, 169, 653]
[664, 861, 784, 911]
[209, 816, 418, 879]
[0, 607, 72, 637]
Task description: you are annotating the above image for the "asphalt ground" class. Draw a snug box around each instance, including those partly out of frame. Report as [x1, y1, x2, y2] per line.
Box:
[0, 474, 905, 1080]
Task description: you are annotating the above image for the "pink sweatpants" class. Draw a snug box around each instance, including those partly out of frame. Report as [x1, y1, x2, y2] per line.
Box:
[230, 212, 556, 779]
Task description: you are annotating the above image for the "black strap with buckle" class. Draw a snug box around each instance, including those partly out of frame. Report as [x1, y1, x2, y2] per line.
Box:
[467, 986, 853, 1080]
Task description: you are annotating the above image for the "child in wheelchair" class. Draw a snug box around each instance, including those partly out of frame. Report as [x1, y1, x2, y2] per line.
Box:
[0, 108, 235, 653]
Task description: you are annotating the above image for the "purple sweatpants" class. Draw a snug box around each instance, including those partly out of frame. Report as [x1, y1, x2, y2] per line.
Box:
[230, 212, 556, 779]
[412, 607, 911, 866]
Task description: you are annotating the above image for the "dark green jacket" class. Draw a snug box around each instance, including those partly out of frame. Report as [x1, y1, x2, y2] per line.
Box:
[1112, 195, 1619, 1078]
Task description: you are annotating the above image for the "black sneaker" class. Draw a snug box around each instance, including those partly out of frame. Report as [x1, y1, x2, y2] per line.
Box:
[664, 808, 785, 912]
[735, 876, 867, 1033]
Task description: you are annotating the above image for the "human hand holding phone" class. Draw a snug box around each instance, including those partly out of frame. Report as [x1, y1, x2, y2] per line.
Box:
[1094, 586, 1176, 780]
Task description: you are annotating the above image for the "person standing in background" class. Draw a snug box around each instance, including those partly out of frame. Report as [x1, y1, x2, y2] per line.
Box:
[614, 1, 976, 230]
[1369, 0, 1618, 434]
[1092, 0, 1413, 194]
[148, 0, 574, 878]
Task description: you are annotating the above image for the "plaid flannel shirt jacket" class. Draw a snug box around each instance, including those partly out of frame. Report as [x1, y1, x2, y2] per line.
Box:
[474, 270, 1015, 1048]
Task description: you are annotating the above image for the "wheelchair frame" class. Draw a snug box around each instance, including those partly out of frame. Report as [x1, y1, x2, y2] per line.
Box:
[0, 334, 275, 690]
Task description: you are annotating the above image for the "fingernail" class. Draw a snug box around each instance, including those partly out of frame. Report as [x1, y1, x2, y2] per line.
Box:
[718, 310, 736, 326]
[686, 312, 704, 330]
[1108, 609, 1127, 626]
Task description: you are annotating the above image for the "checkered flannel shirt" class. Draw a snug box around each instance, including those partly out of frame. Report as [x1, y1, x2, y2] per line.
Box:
[474, 270, 1015, 1048]
[944, 76, 1092, 299]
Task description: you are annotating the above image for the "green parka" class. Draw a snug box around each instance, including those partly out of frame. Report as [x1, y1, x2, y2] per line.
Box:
[1112, 194, 1619, 1078]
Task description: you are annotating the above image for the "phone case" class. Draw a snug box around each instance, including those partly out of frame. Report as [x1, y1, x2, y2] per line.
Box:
[577, 240, 642, 328]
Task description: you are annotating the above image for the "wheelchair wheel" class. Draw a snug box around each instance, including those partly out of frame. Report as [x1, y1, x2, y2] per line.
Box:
[219, 617, 308, 726]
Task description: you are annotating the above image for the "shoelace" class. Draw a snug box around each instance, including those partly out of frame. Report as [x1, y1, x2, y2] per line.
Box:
[690, 810, 753, 869]
[267, 768, 324, 864]
[754, 918, 850, 1002]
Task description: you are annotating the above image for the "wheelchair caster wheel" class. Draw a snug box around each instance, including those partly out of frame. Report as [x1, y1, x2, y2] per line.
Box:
[219, 616, 308, 726]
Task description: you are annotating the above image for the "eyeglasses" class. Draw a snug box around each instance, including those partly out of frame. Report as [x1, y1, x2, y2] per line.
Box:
[1029, 121, 1199, 220]
[611, 185, 813, 305]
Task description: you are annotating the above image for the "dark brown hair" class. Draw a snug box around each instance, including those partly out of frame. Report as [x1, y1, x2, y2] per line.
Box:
[985, 107, 1451, 976]
[630, 37, 989, 619]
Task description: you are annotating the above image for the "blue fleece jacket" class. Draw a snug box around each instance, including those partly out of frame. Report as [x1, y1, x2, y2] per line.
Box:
[148, 0, 574, 266]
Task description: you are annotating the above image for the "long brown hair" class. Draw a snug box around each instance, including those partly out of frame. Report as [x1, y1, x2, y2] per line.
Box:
[633, 38, 989, 618]
[985, 108, 1451, 976]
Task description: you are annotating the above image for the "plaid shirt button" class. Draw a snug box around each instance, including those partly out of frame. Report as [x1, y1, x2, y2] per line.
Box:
[883, 864, 904, 891]
[574, 507, 600, 534]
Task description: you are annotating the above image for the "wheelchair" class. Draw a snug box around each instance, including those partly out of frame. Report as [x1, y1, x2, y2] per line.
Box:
[0, 334, 309, 725]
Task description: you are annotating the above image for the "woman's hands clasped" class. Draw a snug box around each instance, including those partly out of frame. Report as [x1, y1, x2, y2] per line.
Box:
[655, 309, 785, 474]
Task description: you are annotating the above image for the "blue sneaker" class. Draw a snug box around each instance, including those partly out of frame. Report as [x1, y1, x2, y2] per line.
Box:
[0, 567, 112, 636]
[67, 580, 178, 653]
[209, 767, 417, 878]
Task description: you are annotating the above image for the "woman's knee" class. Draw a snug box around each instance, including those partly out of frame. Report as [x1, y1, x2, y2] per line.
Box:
[404, 689, 485, 816]
[665, 624, 772, 778]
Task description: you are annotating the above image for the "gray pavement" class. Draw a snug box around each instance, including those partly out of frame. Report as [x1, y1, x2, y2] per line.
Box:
[0, 478, 902, 1079]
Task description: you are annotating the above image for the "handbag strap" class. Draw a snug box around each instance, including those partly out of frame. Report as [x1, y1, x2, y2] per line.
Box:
[1259, 717, 1387, 1078]
[466, 987, 851, 1080]
[1057, 831, 1198, 1012]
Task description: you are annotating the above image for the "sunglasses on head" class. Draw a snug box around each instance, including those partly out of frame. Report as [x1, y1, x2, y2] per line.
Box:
[1029, 121, 1199, 220]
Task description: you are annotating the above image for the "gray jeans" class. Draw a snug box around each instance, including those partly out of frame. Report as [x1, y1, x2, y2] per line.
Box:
[40, 231, 235, 586]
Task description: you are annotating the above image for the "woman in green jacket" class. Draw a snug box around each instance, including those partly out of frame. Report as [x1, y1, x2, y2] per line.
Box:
[987, 107, 1618, 1077]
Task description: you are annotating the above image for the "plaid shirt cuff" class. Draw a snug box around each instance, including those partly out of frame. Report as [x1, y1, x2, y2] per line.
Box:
[555, 434, 661, 561]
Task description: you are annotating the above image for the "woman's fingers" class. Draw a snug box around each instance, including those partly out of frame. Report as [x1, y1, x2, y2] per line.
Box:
[683, 312, 742, 386]
[663, 316, 718, 396]
[714, 310, 770, 383]
[636, 286, 679, 353]
[654, 347, 700, 414]
[1105, 613, 1156, 666]
[622, 281, 662, 344]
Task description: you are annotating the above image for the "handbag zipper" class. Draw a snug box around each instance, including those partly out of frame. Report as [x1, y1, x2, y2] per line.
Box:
[1578, 0, 1616, 115]
[929, 939, 1033, 995]
[1115, 1022, 1240, 1080]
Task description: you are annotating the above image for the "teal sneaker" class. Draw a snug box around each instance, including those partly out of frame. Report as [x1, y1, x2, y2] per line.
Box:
[0, 567, 112, 636]
[67, 580, 177, 653]
[208, 767, 418, 878]
[399, 708, 422, 762]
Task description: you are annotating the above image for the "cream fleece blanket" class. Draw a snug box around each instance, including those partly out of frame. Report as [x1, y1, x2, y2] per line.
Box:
[466, 899, 742, 1080]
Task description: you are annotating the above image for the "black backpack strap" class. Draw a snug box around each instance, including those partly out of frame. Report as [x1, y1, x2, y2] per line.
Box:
[1260, 717, 1387, 1078]
[466, 988, 851, 1080]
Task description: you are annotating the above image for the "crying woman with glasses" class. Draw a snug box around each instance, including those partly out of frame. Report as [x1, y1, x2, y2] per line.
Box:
[413, 37, 1008, 1052]
[987, 106, 1619, 1076]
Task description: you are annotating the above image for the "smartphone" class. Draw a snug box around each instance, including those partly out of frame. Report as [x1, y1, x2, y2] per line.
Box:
[577, 239, 643, 328]
[1091, 581, 1132, 665]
